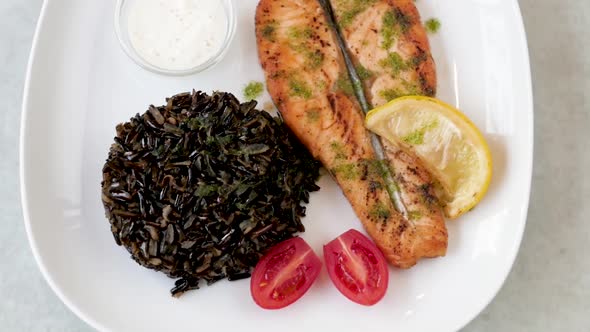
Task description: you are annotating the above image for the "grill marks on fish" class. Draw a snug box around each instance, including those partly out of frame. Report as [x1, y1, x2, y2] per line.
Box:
[382, 140, 447, 263]
[256, 0, 447, 268]
[329, 0, 437, 107]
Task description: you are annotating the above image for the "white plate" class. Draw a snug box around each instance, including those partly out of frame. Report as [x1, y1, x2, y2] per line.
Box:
[20, 0, 533, 331]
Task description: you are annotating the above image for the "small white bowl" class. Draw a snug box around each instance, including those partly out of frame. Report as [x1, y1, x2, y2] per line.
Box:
[114, 0, 237, 76]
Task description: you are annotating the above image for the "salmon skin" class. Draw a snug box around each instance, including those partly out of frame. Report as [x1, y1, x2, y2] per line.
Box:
[255, 0, 447, 268]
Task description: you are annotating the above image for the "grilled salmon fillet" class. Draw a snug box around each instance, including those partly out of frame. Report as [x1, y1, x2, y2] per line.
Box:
[255, 0, 447, 268]
[328, 0, 437, 107]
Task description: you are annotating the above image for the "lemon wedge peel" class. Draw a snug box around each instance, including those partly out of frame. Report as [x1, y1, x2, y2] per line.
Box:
[365, 96, 492, 219]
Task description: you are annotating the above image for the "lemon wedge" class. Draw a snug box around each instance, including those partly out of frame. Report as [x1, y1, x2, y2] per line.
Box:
[365, 96, 492, 219]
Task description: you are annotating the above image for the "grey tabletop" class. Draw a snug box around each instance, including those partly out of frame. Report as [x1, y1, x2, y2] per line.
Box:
[2, 1, 589, 331]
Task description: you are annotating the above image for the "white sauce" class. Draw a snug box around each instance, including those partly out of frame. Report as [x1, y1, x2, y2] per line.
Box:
[128, 0, 228, 71]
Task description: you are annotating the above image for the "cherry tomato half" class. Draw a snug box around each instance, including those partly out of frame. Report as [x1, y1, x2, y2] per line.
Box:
[323, 229, 389, 306]
[250, 237, 322, 309]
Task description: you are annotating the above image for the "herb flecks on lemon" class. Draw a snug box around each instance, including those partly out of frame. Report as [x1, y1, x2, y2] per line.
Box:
[365, 96, 492, 219]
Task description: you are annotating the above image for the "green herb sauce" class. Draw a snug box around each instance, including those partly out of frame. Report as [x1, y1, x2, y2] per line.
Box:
[401, 120, 439, 145]
[379, 52, 407, 74]
[332, 163, 360, 180]
[424, 18, 441, 34]
[330, 142, 347, 160]
[335, 0, 378, 28]
[370, 202, 391, 219]
[381, 10, 398, 50]
[356, 64, 373, 80]
[306, 51, 325, 69]
[289, 79, 313, 99]
[378, 79, 422, 101]
[401, 80, 422, 95]
[408, 211, 423, 221]
[379, 88, 405, 101]
[243, 81, 264, 101]
[287, 26, 313, 40]
[364, 159, 388, 178]
[286, 27, 324, 70]
[336, 75, 355, 95]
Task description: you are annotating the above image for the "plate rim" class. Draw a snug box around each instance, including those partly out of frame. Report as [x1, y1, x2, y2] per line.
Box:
[453, 0, 535, 329]
[19, 0, 112, 331]
[19, 0, 534, 331]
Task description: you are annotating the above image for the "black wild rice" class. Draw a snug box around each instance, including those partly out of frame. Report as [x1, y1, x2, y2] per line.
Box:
[101, 91, 321, 297]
